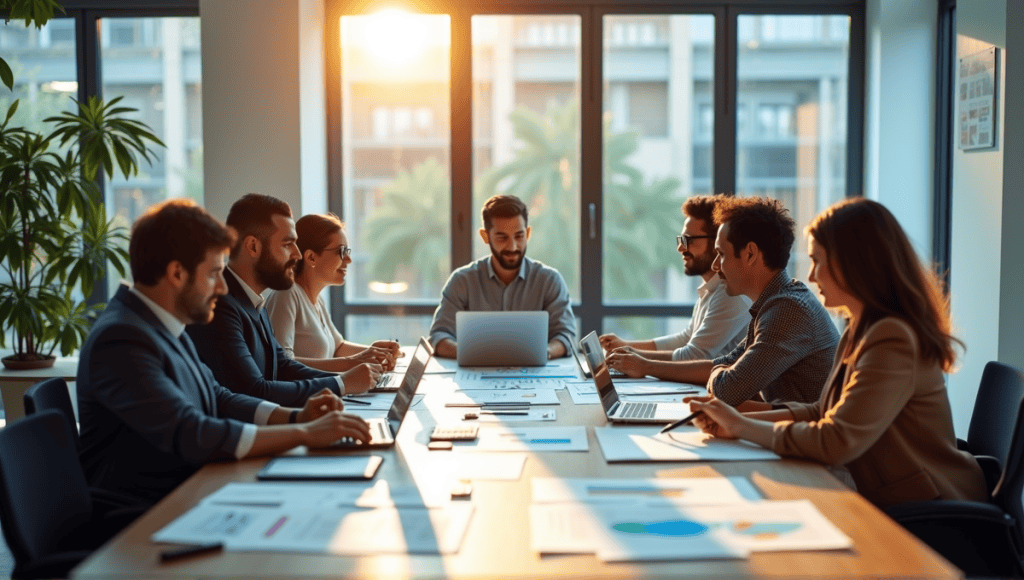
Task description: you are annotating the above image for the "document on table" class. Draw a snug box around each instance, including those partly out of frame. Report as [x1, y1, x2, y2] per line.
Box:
[531, 500, 851, 561]
[423, 452, 529, 481]
[199, 480, 450, 509]
[454, 377, 566, 390]
[531, 477, 761, 505]
[153, 503, 475, 555]
[470, 408, 557, 422]
[456, 366, 579, 381]
[341, 393, 425, 410]
[446, 389, 560, 406]
[594, 426, 782, 462]
[464, 426, 589, 452]
[566, 382, 704, 405]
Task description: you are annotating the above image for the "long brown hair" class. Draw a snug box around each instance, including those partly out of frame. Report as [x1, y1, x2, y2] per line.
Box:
[294, 213, 344, 276]
[806, 198, 961, 371]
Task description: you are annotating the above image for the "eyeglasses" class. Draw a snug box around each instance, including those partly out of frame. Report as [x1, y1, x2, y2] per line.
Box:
[324, 245, 352, 259]
[676, 234, 713, 249]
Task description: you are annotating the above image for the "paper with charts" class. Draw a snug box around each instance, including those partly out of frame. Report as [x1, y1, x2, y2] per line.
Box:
[461, 426, 589, 452]
[455, 366, 579, 381]
[594, 426, 781, 462]
[152, 503, 474, 555]
[531, 477, 761, 505]
[531, 499, 851, 562]
[447, 389, 560, 406]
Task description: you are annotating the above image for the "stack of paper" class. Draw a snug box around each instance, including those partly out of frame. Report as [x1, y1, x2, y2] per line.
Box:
[594, 426, 782, 462]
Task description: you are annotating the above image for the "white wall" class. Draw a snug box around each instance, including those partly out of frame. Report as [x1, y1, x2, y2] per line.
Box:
[200, 0, 327, 222]
[864, 0, 936, 256]
[948, 0, 1023, 434]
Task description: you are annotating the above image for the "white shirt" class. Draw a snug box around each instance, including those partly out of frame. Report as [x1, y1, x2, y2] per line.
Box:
[266, 284, 344, 360]
[225, 268, 346, 392]
[129, 286, 275, 458]
[652, 274, 751, 361]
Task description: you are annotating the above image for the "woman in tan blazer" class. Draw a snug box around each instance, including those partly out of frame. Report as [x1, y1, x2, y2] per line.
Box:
[690, 198, 987, 508]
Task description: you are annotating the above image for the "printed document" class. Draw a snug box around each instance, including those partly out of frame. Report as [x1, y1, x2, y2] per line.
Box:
[594, 426, 781, 462]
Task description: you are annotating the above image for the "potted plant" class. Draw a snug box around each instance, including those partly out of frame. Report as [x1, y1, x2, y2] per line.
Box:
[0, 93, 164, 369]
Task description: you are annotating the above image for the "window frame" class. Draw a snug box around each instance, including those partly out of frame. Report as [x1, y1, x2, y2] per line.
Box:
[328, 0, 866, 339]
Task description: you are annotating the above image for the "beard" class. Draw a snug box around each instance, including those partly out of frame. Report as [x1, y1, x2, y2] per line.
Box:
[490, 242, 525, 271]
[256, 250, 297, 291]
[178, 282, 217, 325]
[683, 248, 715, 277]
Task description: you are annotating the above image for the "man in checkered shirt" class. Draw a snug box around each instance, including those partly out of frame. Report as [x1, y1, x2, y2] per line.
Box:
[607, 196, 839, 410]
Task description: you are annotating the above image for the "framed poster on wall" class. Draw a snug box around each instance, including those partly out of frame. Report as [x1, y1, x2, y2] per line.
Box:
[959, 46, 997, 150]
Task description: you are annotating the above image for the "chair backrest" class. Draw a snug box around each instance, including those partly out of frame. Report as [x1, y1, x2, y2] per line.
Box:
[967, 361, 1024, 466]
[23, 377, 80, 449]
[992, 392, 1024, 563]
[0, 410, 92, 571]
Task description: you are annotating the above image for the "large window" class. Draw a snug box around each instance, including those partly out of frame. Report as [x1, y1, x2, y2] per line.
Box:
[327, 2, 863, 342]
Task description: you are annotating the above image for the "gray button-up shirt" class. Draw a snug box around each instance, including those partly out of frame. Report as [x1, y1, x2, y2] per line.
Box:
[429, 255, 576, 354]
[708, 270, 840, 406]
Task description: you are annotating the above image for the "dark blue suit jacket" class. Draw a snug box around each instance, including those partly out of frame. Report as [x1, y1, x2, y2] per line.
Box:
[77, 286, 264, 504]
[186, 270, 341, 407]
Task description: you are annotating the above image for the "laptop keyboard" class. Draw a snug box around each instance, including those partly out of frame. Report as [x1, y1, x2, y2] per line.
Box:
[619, 402, 657, 419]
[371, 373, 402, 392]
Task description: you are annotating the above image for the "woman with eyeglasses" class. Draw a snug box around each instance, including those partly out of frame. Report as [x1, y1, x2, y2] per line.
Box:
[266, 213, 401, 373]
[687, 198, 986, 508]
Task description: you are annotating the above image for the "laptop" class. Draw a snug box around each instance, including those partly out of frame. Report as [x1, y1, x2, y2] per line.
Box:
[335, 337, 433, 448]
[572, 331, 628, 379]
[580, 332, 689, 423]
[456, 311, 548, 367]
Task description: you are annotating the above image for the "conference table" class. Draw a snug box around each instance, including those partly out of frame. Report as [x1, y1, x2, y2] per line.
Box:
[71, 356, 961, 579]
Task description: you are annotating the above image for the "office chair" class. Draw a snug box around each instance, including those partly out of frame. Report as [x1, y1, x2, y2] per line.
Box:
[959, 361, 1024, 493]
[0, 410, 138, 579]
[886, 390, 1024, 578]
[24, 378, 80, 449]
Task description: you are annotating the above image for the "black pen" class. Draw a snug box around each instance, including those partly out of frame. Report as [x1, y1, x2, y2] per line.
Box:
[342, 396, 372, 406]
[659, 411, 702, 434]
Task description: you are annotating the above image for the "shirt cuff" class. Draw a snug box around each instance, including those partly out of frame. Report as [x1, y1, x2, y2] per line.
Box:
[253, 401, 278, 426]
[233, 423, 258, 459]
[335, 375, 346, 394]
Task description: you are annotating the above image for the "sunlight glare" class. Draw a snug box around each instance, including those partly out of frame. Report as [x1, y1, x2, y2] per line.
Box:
[357, 8, 437, 67]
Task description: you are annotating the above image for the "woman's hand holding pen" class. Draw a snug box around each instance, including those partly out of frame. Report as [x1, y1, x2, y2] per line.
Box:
[687, 397, 745, 440]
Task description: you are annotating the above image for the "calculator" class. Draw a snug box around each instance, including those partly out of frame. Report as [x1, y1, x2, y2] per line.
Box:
[430, 424, 480, 441]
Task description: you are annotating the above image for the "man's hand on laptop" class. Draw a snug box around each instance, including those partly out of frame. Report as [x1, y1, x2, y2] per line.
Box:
[599, 333, 627, 351]
[302, 411, 371, 447]
[298, 388, 345, 422]
[606, 347, 649, 378]
[348, 346, 395, 371]
[340, 363, 383, 394]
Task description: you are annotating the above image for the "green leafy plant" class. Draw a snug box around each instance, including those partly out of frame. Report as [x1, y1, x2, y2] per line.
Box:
[0, 0, 64, 92]
[0, 94, 164, 366]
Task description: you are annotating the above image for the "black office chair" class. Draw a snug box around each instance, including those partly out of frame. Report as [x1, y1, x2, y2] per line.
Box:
[886, 390, 1024, 578]
[958, 361, 1024, 493]
[0, 410, 135, 579]
[24, 377, 80, 449]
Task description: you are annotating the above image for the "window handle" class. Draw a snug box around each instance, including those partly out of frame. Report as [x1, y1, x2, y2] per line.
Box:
[588, 203, 596, 240]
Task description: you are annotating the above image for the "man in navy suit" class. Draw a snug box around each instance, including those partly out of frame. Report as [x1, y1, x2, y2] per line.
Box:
[77, 200, 370, 504]
[187, 194, 381, 406]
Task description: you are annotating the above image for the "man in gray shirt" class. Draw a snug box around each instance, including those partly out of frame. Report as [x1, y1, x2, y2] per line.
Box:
[429, 195, 576, 359]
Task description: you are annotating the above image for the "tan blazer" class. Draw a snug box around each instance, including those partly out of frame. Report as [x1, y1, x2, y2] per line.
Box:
[771, 317, 988, 508]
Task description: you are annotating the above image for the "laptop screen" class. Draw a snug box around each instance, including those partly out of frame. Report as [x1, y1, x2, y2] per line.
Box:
[386, 337, 434, 435]
[579, 332, 620, 413]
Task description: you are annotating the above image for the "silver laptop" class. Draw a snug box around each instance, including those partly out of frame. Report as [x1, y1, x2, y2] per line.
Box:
[580, 332, 688, 423]
[573, 331, 628, 379]
[335, 337, 433, 448]
[456, 311, 548, 367]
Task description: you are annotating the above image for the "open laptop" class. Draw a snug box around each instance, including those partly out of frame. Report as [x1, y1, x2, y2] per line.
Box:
[335, 337, 433, 448]
[456, 311, 548, 367]
[572, 331, 628, 379]
[580, 332, 689, 423]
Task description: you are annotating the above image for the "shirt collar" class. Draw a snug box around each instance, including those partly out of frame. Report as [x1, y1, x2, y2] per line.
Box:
[226, 266, 267, 310]
[129, 286, 187, 338]
[697, 272, 721, 298]
[485, 255, 529, 282]
[750, 270, 790, 315]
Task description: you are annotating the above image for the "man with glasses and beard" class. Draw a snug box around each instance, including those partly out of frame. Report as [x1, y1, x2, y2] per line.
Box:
[429, 195, 576, 360]
[188, 194, 382, 406]
[598, 195, 751, 362]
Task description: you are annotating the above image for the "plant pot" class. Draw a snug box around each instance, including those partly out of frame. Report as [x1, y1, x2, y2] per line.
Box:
[1, 355, 57, 371]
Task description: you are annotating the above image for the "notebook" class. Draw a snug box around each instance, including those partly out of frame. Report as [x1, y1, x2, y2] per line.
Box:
[580, 332, 689, 424]
[456, 311, 548, 367]
[334, 337, 433, 448]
